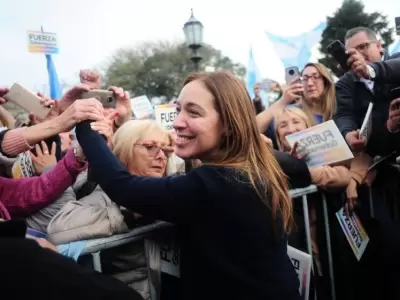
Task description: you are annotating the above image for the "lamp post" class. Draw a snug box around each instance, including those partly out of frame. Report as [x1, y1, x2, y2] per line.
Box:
[183, 9, 204, 71]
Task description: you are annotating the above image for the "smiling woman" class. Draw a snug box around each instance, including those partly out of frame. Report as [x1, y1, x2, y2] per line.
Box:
[76, 71, 301, 300]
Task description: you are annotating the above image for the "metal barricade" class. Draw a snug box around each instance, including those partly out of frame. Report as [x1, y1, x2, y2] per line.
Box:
[290, 185, 336, 300]
[80, 186, 336, 300]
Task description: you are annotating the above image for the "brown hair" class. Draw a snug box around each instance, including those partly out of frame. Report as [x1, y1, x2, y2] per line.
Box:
[301, 62, 336, 122]
[183, 71, 292, 231]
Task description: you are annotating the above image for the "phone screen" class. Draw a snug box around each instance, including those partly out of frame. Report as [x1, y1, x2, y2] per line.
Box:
[396, 17, 400, 35]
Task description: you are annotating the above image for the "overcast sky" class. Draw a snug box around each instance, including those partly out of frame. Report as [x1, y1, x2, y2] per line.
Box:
[1, 0, 399, 92]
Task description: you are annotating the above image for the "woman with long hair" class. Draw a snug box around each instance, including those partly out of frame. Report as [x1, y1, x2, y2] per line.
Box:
[75, 71, 300, 300]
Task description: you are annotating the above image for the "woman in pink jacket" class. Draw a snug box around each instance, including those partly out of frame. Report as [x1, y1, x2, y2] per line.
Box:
[0, 93, 104, 220]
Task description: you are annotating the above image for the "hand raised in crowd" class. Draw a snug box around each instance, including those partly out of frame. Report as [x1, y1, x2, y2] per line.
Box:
[345, 130, 365, 152]
[0, 87, 9, 104]
[279, 79, 303, 105]
[90, 110, 119, 146]
[347, 48, 369, 79]
[56, 98, 104, 132]
[31, 141, 57, 175]
[28, 93, 58, 125]
[80, 69, 102, 89]
[58, 85, 91, 113]
[387, 98, 400, 132]
[109, 86, 131, 126]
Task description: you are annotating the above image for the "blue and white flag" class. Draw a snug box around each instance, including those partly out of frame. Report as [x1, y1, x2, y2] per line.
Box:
[45, 54, 61, 100]
[266, 22, 326, 70]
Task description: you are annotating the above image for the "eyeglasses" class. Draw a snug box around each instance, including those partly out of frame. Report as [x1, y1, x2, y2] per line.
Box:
[135, 142, 174, 158]
[355, 41, 376, 52]
[301, 74, 322, 82]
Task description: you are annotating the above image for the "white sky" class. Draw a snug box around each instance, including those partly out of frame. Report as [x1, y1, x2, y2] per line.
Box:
[0, 0, 399, 92]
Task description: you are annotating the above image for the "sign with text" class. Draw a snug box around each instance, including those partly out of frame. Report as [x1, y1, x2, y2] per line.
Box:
[27, 31, 59, 54]
[12, 151, 35, 179]
[130, 95, 153, 119]
[336, 208, 369, 261]
[287, 246, 311, 300]
[359, 102, 373, 144]
[285, 120, 354, 167]
[155, 104, 177, 131]
[160, 242, 180, 278]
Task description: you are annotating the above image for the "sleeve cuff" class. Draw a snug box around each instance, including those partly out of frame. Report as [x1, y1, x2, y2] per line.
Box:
[1, 127, 33, 157]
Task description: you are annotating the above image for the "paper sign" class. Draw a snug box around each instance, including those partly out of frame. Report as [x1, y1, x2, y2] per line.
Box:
[336, 208, 369, 261]
[131, 95, 153, 119]
[160, 242, 180, 278]
[359, 102, 373, 144]
[155, 104, 177, 131]
[285, 120, 354, 167]
[27, 31, 59, 54]
[287, 246, 312, 300]
[12, 151, 35, 178]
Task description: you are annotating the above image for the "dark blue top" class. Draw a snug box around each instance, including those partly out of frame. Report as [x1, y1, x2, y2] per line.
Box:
[76, 121, 301, 300]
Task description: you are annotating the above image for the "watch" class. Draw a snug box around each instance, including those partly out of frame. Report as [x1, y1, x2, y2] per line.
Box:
[367, 65, 376, 79]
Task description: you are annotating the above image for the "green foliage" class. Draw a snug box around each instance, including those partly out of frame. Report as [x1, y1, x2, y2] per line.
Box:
[103, 41, 246, 100]
[319, 0, 393, 76]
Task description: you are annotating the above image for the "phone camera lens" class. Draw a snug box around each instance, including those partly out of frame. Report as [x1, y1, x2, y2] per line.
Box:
[289, 69, 295, 76]
[107, 97, 113, 103]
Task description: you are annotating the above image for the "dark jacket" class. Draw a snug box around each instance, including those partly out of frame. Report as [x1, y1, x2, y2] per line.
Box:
[333, 53, 400, 156]
[76, 121, 301, 300]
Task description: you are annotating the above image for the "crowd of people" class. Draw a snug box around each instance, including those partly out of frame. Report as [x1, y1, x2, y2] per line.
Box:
[0, 25, 400, 300]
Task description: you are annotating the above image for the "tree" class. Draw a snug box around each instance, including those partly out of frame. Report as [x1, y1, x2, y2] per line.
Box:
[103, 41, 246, 100]
[319, 0, 393, 76]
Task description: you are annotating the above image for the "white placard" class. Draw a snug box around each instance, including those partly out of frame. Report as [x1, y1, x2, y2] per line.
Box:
[155, 104, 177, 131]
[359, 102, 373, 144]
[130, 95, 153, 120]
[336, 208, 369, 261]
[27, 31, 58, 54]
[12, 151, 35, 178]
[287, 246, 312, 300]
[285, 120, 354, 167]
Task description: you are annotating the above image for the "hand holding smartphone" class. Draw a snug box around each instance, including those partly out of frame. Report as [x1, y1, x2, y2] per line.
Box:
[327, 40, 349, 71]
[4, 83, 52, 119]
[80, 90, 116, 109]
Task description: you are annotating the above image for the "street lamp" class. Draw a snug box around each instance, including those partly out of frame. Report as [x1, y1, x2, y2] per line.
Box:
[183, 9, 204, 71]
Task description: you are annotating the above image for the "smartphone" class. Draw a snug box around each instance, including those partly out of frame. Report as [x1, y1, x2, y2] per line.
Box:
[327, 40, 349, 71]
[80, 90, 116, 109]
[4, 83, 51, 119]
[395, 17, 400, 35]
[285, 66, 300, 84]
[389, 87, 400, 109]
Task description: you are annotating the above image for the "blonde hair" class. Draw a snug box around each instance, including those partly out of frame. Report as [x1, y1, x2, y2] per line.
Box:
[274, 106, 311, 151]
[184, 71, 292, 231]
[301, 62, 336, 122]
[112, 120, 177, 176]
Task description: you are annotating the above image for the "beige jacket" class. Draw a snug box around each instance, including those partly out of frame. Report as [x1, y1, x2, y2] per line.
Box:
[47, 185, 129, 245]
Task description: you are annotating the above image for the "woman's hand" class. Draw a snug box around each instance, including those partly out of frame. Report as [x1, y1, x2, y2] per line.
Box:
[278, 79, 304, 106]
[58, 85, 91, 113]
[28, 93, 58, 125]
[109, 86, 131, 126]
[290, 142, 307, 160]
[345, 178, 358, 215]
[90, 110, 118, 145]
[31, 141, 57, 175]
[54, 98, 104, 132]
